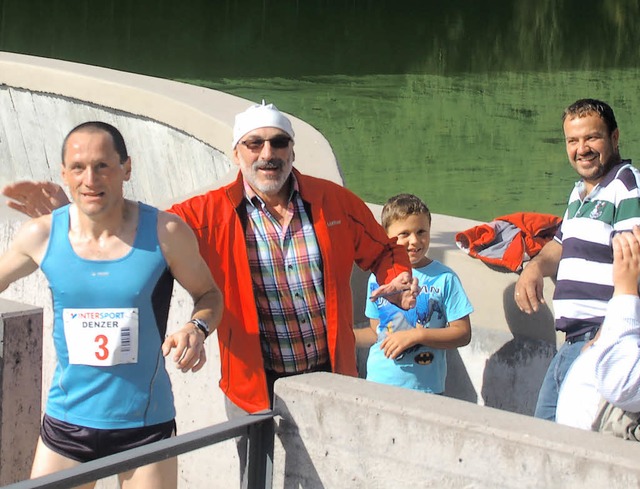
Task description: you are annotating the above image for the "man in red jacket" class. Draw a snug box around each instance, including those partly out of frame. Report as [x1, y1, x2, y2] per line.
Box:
[4, 102, 416, 484]
[167, 102, 416, 411]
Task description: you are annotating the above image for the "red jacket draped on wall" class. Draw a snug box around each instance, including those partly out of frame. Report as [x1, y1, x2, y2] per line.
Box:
[455, 212, 562, 273]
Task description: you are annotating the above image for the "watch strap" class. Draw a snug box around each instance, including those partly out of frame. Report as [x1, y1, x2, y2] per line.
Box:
[189, 318, 210, 339]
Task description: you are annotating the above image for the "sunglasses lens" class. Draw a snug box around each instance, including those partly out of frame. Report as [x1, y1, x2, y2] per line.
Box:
[270, 136, 291, 148]
[243, 139, 264, 150]
[241, 136, 291, 150]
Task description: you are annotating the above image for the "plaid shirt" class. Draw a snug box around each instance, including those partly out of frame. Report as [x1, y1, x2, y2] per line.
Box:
[244, 177, 328, 373]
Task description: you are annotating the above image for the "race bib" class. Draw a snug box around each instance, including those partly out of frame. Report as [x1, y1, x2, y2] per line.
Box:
[63, 308, 139, 366]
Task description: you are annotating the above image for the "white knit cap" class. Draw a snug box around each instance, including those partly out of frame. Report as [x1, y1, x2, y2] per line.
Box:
[232, 101, 295, 148]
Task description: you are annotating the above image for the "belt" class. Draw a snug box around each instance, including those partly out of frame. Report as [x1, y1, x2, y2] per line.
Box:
[566, 326, 600, 344]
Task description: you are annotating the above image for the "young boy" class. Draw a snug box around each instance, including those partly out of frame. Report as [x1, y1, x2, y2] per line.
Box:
[363, 194, 473, 394]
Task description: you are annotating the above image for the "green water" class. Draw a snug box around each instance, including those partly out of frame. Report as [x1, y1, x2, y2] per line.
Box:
[2, 0, 640, 221]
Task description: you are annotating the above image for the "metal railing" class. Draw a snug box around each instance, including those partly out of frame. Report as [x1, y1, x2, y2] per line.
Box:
[0, 411, 275, 489]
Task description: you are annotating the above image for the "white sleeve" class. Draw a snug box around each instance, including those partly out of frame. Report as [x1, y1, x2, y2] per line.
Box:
[593, 295, 640, 411]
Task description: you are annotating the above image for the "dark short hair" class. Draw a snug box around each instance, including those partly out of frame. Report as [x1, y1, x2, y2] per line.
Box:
[61, 121, 129, 164]
[381, 193, 431, 230]
[562, 99, 618, 135]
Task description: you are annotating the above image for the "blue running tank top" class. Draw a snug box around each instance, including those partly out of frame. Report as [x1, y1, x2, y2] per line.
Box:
[40, 203, 176, 429]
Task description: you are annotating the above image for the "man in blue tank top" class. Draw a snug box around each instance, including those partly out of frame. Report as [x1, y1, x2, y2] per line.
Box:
[0, 122, 223, 489]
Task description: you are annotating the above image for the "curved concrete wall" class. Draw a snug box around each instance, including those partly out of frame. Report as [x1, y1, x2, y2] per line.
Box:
[0, 51, 569, 487]
[0, 87, 231, 204]
[0, 51, 342, 203]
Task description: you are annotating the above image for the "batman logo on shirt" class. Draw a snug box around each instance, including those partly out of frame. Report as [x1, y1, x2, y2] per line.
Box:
[414, 352, 434, 365]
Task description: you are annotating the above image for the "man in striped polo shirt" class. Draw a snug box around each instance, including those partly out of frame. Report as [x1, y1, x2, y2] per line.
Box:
[515, 99, 640, 421]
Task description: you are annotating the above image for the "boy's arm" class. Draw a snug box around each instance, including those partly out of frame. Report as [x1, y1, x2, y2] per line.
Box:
[354, 319, 378, 348]
[157, 212, 224, 373]
[358, 276, 382, 348]
[379, 316, 471, 359]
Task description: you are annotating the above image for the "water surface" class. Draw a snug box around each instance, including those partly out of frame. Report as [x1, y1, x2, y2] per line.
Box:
[2, 0, 639, 221]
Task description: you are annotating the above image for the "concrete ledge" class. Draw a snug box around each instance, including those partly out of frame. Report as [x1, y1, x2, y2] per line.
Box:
[0, 299, 42, 485]
[274, 372, 640, 489]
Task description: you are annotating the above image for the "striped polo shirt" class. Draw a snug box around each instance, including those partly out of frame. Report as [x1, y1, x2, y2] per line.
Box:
[554, 160, 640, 337]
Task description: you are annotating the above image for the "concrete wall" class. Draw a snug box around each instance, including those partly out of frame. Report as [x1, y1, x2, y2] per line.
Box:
[0, 86, 231, 203]
[274, 373, 640, 489]
[0, 299, 42, 485]
[0, 52, 341, 202]
[0, 51, 571, 487]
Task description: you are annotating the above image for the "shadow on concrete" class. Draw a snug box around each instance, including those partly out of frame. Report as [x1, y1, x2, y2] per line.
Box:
[356, 344, 369, 379]
[502, 281, 557, 344]
[443, 349, 478, 403]
[480, 282, 557, 415]
[481, 336, 556, 415]
[275, 398, 326, 489]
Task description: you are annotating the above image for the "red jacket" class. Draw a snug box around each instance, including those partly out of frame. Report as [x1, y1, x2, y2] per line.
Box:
[455, 212, 562, 273]
[168, 168, 410, 413]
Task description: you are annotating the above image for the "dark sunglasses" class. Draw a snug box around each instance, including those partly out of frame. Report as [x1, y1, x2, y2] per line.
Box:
[240, 135, 292, 151]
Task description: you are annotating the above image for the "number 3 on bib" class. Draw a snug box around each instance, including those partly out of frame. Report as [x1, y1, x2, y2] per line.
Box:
[95, 334, 109, 361]
[63, 308, 139, 366]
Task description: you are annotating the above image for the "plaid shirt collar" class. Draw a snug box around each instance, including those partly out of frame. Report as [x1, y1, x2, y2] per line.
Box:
[243, 173, 299, 208]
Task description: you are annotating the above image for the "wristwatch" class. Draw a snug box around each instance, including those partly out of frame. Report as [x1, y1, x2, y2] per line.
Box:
[189, 318, 210, 339]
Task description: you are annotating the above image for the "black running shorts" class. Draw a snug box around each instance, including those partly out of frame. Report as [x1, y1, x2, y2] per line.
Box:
[40, 414, 176, 463]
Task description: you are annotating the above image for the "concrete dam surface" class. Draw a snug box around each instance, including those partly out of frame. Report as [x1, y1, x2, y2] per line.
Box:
[2, 51, 639, 488]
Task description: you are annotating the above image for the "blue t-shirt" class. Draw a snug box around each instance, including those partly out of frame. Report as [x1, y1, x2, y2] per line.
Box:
[365, 260, 473, 393]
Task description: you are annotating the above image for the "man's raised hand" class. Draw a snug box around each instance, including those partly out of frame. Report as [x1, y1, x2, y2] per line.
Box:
[3, 181, 69, 217]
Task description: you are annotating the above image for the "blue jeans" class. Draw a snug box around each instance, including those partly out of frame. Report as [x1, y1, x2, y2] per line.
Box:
[534, 338, 586, 421]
